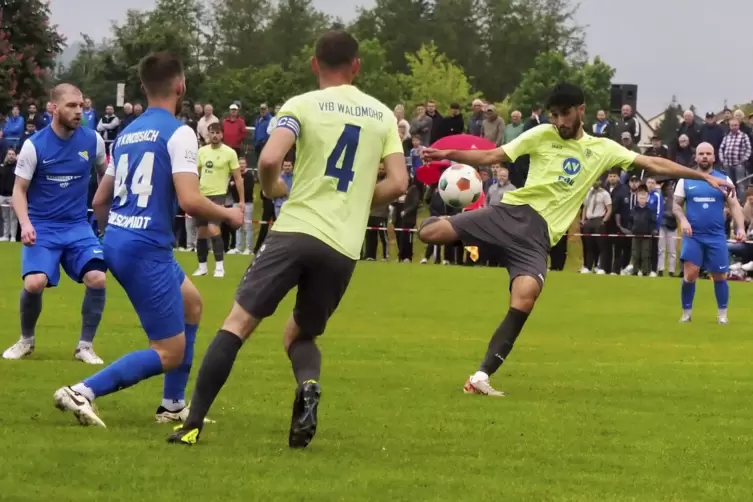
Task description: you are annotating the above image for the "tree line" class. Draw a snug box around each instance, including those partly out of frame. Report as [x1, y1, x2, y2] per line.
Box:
[5, 0, 616, 121]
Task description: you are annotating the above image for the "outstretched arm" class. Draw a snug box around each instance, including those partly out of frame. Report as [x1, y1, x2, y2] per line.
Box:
[423, 146, 509, 167]
[635, 155, 733, 194]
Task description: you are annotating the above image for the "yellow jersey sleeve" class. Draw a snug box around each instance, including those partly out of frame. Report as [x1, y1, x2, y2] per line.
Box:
[502, 124, 551, 162]
[382, 119, 404, 159]
[228, 147, 240, 171]
[601, 139, 639, 171]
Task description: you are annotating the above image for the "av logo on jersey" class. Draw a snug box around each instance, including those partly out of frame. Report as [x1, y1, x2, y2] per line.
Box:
[558, 157, 582, 186]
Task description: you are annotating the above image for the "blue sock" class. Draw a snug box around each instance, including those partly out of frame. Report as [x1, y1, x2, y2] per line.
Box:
[681, 280, 696, 310]
[80, 287, 106, 344]
[713, 280, 729, 309]
[163, 324, 198, 403]
[83, 349, 163, 398]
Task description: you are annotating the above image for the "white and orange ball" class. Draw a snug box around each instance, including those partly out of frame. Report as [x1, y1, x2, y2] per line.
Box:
[438, 164, 483, 208]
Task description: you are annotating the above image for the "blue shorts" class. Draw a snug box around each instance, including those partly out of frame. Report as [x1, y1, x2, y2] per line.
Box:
[21, 223, 104, 287]
[680, 235, 729, 273]
[104, 246, 186, 340]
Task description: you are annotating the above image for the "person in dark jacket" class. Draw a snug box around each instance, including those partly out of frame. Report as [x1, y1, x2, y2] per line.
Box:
[119, 103, 137, 135]
[426, 100, 444, 145]
[676, 111, 701, 150]
[438, 103, 464, 139]
[421, 187, 449, 264]
[603, 168, 630, 273]
[644, 136, 668, 159]
[615, 104, 641, 144]
[700, 112, 725, 157]
[630, 185, 657, 276]
[672, 134, 695, 167]
[26, 104, 46, 131]
[1, 148, 18, 241]
[363, 164, 390, 261]
[467, 99, 484, 136]
[657, 181, 678, 277]
[394, 178, 420, 262]
[0, 129, 8, 165]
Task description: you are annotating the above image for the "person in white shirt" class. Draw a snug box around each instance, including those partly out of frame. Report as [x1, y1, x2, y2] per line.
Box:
[267, 104, 282, 135]
[580, 180, 612, 274]
[196, 103, 219, 145]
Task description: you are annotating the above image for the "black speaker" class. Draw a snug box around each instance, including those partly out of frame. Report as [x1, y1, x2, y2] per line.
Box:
[610, 84, 638, 114]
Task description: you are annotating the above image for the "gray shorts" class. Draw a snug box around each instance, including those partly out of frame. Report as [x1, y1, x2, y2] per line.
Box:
[195, 195, 227, 227]
[235, 232, 356, 337]
[449, 203, 550, 288]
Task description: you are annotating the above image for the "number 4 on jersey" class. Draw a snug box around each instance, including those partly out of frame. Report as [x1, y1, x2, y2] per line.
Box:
[113, 153, 155, 208]
[325, 124, 361, 192]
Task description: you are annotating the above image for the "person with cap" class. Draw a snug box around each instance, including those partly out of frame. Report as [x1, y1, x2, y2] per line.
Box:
[645, 136, 668, 159]
[700, 112, 725, 157]
[222, 103, 248, 159]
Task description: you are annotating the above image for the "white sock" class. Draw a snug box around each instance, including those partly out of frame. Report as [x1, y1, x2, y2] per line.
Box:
[472, 371, 489, 382]
[683, 308, 692, 317]
[71, 383, 95, 402]
[718, 308, 728, 317]
[21, 335, 35, 345]
[161, 399, 186, 412]
[198, 262, 208, 271]
[77, 341, 92, 349]
[215, 261, 224, 270]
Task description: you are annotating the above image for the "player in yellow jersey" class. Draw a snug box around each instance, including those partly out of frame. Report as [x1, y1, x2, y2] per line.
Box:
[193, 122, 244, 278]
[419, 83, 733, 397]
[169, 30, 408, 447]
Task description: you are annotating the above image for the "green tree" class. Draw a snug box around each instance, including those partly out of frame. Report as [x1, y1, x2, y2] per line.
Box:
[656, 99, 682, 145]
[509, 52, 615, 118]
[431, 0, 485, 80]
[264, 0, 332, 69]
[400, 43, 481, 114]
[55, 36, 119, 110]
[0, 0, 65, 111]
[209, 0, 273, 69]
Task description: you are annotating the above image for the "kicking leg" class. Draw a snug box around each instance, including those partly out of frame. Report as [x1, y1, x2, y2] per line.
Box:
[3, 273, 47, 360]
[75, 269, 107, 365]
[465, 275, 540, 397]
[417, 216, 459, 245]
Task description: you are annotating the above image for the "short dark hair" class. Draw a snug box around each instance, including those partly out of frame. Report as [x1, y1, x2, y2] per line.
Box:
[207, 122, 222, 133]
[314, 30, 359, 70]
[637, 184, 649, 193]
[609, 167, 621, 176]
[138, 52, 184, 97]
[546, 83, 585, 111]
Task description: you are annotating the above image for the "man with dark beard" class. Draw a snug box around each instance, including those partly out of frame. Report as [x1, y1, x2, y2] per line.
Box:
[673, 142, 745, 325]
[419, 83, 733, 397]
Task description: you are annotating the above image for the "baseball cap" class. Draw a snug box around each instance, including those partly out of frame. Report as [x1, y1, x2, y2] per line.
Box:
[705, 112, 715, 118]
[620, 131, 631, 140]
[229, 104, 239, 110]
[629, 174, 640, 181]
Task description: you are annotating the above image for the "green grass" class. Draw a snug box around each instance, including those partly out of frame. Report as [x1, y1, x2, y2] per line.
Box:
[0, 242, 750, 502]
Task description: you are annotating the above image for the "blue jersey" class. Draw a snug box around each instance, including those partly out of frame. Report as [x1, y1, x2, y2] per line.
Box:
[104, 108, 198, 257]
[15, 126, 105, 228]
[674, 170, 731, 236]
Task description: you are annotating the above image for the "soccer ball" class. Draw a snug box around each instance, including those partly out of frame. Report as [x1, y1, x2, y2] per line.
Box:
[438, 164, 483, 208]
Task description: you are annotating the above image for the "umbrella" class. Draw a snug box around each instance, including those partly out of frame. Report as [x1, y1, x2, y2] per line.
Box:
[430, 134, 497, 151]
[415, 160, 451, 185]
[464, 189, 486, 211]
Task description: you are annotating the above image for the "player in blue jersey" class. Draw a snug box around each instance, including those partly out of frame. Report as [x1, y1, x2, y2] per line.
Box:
[53, 52, 243, 427]
[3, 84, 108, 365]
[673, 142, 746, 324]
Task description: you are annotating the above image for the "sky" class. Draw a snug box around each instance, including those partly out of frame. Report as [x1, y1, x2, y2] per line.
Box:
[49, 0, 753, 118]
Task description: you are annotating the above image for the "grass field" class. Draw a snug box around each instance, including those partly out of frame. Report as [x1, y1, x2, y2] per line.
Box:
[0, 242, 751, 502]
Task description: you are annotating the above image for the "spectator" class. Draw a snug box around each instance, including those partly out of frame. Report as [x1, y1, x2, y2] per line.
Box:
[720, 118, 752, 200]
[616, 174, 642, 274]
[672, 134, 695, 167]
[96, 105, 120, 154]
[720, 108, 732, 132]
[197, 103, 219, 145]
[580, 180, 612, 274]
[504, 110, 525, 143]
[644, 136, 668, 159]
[425, 100, 443, 145]
[619, 131, 642, 179]
[223, 103, 248, 158]
[409, 104, 432, 147]
[119, 103, 136, 134]
[41, 102, 53, 129]
[26, 104, 45, 131]
[604, 168, 629, 274]
[227, 157, 255, 256]
[657, 181, 678, 277]
[193, 102, 203, 119]
[645, 176, 662, 277]
[591, 109, 614, 139]
[394, 104, 411, 140]
[2, 106, 24, 149]
[467, 99, 485, 137]
[18, 121, 36, 152]
[0, 148, 17, 241]
[438, 103, 464, 139]
[253, 103, 272, 158]
[733, 109, 752, 137]
[630, 184, 656, 277]
[421, 188, 449, 265]
[523, 105, 548, 131]
[133, 103, 144, 117]
[615, 104, 640, 145]
[82, 98, 96, 129]
[485, 165, 515, 207]
[409, 136, 423, 175]
[176, 101, 197, 133]
[676, 110, 701, 149]
[482, 104, 504, 146]
[0, 130, 7, 164]
[700, 111, 725, 156]
[273, 159, 294, 218]
[399, 123, 412, 155]
[364, 164, 390, 262]
[266, 104, 282, 135]
[394, 179, 420, 263]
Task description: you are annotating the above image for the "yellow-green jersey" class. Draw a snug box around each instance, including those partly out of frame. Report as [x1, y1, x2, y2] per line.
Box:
[501, 124, 638, 246]
[198, 144, 239, 196]
[271, 84, 403, 259]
